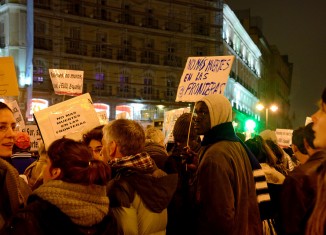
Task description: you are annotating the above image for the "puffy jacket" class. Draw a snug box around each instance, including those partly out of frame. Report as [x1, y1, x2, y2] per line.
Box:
[108, 169, 178, 235]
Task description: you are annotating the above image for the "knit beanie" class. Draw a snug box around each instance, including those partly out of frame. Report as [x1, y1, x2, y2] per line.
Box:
[173, 113, 196, 143]
[14, 132, 31, 150]
[199, 94, 232, 128]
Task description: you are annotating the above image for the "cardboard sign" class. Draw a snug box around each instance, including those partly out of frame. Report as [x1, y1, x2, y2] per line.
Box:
[22, 125, 42, 152]
[33, 93, 101, 149]
[176, 56, 234, 102]
[8, 100, 26, 131]
[163, 107, 190, 143]
[49, 69, 84, 96]
[0, 57, 19, 96]
[275, 128, 293, 148]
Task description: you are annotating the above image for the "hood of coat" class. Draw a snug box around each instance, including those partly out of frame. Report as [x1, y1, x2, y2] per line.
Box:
[199, 94, 232, 128]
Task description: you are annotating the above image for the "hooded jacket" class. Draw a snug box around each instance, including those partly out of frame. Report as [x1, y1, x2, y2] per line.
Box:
[194, 94, 262, 235]
[107, 152, 178, 235]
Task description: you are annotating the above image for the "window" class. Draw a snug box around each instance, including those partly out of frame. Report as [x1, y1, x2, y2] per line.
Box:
[94, 73, 104, 90]
[33, 59, 45, 83]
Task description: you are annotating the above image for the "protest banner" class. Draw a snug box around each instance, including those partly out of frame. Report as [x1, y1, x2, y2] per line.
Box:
[33, 93, 101, 149]
[8, 100, 26, 131]
[96, 110, 109, 125]
[0, 57, 19, 96]
[22, 125, 42, 152]
[163, 107, 190, 144]
[175, 55, 234, 102]
[49, 69, 84, 96]
[275, 128, 293, 148]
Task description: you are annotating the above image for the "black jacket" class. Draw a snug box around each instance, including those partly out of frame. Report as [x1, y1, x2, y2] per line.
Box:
[0, 195, 117, 235]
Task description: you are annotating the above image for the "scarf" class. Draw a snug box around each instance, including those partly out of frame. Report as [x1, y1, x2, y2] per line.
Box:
[201, 122, 261, 170]
[33, 180, 109, 227]
[109, 152, 155, 172]
[0, 158, 31, 215]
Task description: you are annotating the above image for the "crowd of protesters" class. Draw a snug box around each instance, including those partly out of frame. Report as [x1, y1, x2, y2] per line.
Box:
[0, 87, 325, 235]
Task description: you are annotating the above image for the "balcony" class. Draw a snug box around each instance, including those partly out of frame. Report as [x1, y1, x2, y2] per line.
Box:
[140, 51, 160, 65]
[34, 37, 53, 51]
[117, 49, 136, 62]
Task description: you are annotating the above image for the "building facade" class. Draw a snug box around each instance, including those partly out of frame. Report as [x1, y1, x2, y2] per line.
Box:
[0, 0, 292, 134]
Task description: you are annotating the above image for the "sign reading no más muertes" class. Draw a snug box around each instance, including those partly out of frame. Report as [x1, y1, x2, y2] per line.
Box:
[176, 55, 234, 102]
[33, 93, 101, 149]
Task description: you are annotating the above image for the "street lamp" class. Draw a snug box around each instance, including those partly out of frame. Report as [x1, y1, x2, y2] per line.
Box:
[256, 103, 278, 129]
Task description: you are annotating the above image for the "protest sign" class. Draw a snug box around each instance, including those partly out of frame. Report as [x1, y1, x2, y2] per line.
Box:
[176, 56, 234, 102]
[163, 107, 190, 143]
[305, 117, 312, 126]
[33, 93, 101, 149]
[49, 69, 84, 96]
[22, 125, 42, 152]
[275, 128, 293, 147]
[8, 100, 25, 131]
[0, 57, 19, 96]
[96, 110, 109, 125]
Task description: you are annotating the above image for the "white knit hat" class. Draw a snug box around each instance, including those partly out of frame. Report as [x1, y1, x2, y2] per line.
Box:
[199, 94, 232, 128]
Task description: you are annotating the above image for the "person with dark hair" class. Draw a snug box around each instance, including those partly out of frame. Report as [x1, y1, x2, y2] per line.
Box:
[82, 125, 105, 162]
[102, 119, 178, 235]
[265, 139, 289, 176]
[192, 94, 262, 235]
[245, 135, 285, 234]
[280, 88, 326, 235]
[291, 122, 317, 165]
[1, 138, 116, 235]
[164, 113, 200, 235]
[305, 87, 326, 235]
[0, 102, 31, 230]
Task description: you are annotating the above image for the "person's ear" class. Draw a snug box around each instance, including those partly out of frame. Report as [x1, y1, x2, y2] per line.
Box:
[109, 140, 117, 156]
[292, 144, 298, 153]
[51, 168, 61, 180]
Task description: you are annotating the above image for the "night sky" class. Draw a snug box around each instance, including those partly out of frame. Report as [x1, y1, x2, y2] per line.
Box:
[225, 0, 326, 129]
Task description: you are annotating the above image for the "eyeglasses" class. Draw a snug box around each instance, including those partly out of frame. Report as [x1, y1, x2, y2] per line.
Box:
[0, 124, 19, 133]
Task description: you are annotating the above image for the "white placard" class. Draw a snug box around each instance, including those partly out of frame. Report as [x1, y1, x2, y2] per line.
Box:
[33, 93, 100, 149]
[49, 69, 84, 96]
[275, 128, 293, 147]
[176, 56, 234, 102]
[8, 100, 26, 131]
[163, 107, 190, 143]
[22, 125, 42, 152]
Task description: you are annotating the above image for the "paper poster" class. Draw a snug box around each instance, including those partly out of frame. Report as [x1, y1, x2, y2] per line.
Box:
[305, 117, 312, 126]
[275, 128, 293, 148]
[8, 100, 26, 131]
[97, 110, 109, 125]
[0, 57, 19, 96]
[22, 125, 42, 152]
[49, 69, 84, 96]
[33, 93, 101, 149]
[176, 55, 234, 102]
[163, 107, 190, 143]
